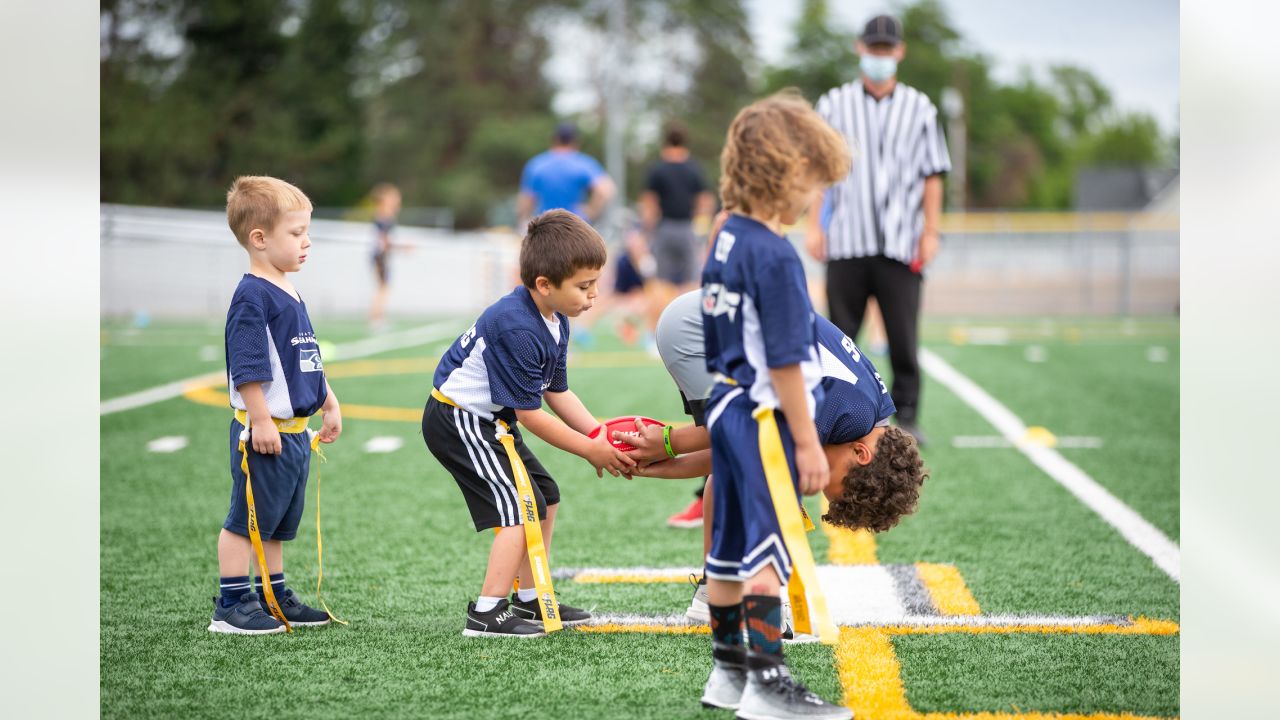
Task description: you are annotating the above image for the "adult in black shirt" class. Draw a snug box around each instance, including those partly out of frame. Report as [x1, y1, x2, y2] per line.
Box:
[640, 122, 715, 301]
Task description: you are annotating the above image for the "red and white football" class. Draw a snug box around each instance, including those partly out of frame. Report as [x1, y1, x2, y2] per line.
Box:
[589, 416, 665, 452]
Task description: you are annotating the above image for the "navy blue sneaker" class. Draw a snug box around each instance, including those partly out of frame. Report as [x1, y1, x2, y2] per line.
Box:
[208, 592, 285, 635]
[275, 587, 332, 627]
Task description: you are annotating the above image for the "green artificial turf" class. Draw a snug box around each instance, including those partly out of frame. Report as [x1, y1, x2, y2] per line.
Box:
[100, 316, 1179, 718]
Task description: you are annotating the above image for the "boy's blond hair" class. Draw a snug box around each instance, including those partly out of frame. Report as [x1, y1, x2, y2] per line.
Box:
[719, 90, 852, 220]
[226, 176, 313, 247]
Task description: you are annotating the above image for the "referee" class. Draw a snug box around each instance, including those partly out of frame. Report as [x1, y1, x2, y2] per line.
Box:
[806, 13, 951, 445]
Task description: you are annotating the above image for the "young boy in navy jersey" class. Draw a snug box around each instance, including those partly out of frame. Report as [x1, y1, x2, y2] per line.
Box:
[696, 93, 856, 719]
[423, 209, 636, 638]
[211, 176, 343, 635]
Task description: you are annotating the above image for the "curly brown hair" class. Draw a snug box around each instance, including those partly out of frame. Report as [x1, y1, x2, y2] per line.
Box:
[823, 426, 928, 533]
[719, 90, 851, 220]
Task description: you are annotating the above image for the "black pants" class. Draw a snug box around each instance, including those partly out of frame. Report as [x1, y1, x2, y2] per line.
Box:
[826, 256, 922, 424]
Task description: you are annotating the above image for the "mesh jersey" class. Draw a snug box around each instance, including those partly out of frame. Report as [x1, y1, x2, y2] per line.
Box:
[433, 286, 569, 422]
[702, 214, 822, 414]
[813, 317, 896, 444]
[225, 274, 328, 419]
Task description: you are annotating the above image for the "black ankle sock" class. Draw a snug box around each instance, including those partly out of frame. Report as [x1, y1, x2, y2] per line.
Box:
[709, 602, 744, 648]
[744, 594, 784, 657]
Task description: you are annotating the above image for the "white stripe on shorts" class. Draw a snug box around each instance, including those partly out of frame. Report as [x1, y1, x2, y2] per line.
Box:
[469, 412, 523, 524]
[452, 405, 512, 526]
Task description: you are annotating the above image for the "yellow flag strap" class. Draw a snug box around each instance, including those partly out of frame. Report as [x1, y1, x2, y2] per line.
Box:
[238, 426, 291, 631]
[236, 411, 345, 631]
[309, 432, 347, 625]
[753, 407, 838, 645]
[495, 419, 563, 633]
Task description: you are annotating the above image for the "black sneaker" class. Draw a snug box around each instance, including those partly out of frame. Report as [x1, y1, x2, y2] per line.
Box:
[274, 587, 331, 627]
[463, 599, 546, 638]
[735, 663, 852, 720]
[510, 593, 592, 626]
[208, 593, 286, 635]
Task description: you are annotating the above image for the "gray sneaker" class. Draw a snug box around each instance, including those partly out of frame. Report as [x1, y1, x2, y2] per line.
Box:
[686, 574, 710, 623]
[208, 593, 286, 635]
[702, 643, 748, 710]
[735, 663, 852, 720]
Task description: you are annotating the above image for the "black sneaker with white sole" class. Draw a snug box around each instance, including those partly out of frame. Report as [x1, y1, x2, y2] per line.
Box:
[208, 593, 286, 635]
[510, 594, 592, 626]
[463, 599, 546, 638]
[275, 587, 332, 627]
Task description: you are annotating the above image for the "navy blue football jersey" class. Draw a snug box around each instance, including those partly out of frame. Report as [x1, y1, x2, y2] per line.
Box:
[701, 214, 822, 413]
[225, 274, 328, 419]
[813, 317, 896, 444]
[433, 286, 569, 422]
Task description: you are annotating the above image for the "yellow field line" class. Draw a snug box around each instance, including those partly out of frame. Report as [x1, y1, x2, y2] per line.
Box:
[574, 623, 709, 635]
[916, 563, 982, 615]
[573, 572, 693, 584]
[836, 625, 1179, 720]
[820, 496, 879, 564]
[882, 617, 1179, 637]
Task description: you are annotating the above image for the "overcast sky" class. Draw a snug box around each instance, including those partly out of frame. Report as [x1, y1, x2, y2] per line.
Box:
[746, 0, 1179, 132]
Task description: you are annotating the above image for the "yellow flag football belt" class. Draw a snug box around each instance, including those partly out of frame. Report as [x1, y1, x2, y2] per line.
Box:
[754, 407, 838, 645]
[432, 388, 563, 633]
[235, 409, 346, 632]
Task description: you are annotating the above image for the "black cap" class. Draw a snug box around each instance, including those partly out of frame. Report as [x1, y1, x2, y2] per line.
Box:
[554, 122, 579, 144]
[861, 14, 903, 45]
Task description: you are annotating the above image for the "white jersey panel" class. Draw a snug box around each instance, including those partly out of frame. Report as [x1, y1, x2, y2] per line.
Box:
[439, 336, 501, 421]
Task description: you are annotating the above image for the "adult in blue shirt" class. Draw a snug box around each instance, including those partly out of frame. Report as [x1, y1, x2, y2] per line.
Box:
[517, 122, 616, 229]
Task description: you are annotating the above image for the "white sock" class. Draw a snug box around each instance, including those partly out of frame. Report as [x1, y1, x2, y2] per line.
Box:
[517, 587, 538, 603]
[475, 595, 503, 613]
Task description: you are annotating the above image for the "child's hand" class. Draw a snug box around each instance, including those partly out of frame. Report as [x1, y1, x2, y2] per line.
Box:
[613, 417, 666, 464]
[319, 406, 342, 443]
[587, 425, 638, 478]
[795, 439, 829, 496]
[251, 423, 282, 455]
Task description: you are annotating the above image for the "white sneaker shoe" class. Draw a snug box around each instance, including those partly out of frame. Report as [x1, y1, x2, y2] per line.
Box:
[686, 574, 710, 623]
[701, 658, 748, 710]
[735, 663, 853, 720]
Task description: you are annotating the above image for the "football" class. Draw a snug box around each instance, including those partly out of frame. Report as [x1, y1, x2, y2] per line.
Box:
[589, 416, 665, 452]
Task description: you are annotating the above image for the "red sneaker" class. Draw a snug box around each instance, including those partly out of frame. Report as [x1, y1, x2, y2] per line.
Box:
[666, 496, 704, 528]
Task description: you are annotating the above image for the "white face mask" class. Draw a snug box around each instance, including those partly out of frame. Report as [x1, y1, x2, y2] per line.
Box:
[860, 54, 898, 82]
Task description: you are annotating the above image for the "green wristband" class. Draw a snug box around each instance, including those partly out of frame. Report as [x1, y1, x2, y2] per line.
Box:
[663, 424, 678, 459]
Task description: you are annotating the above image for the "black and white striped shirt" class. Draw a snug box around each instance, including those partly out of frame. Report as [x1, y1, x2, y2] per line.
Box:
[816, 81, 951, 263]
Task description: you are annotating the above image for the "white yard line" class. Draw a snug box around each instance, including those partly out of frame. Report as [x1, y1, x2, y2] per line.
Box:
[920, 348, 1180, 582]
[100, 321, 460, 416]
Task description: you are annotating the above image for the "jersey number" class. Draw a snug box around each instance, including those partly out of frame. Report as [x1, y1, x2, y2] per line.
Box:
[840, 335, 862, 363]
[460, 325, 478, 348]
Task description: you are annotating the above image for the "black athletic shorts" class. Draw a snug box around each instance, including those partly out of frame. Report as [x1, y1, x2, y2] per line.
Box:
[422, 396, 560, 532]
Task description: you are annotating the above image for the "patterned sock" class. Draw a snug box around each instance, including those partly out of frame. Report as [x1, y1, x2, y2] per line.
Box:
[744, 594, 784, 663]
[709, 602, 744, 648]
[255, 572, 286, 599]
[219, 575, 251, 607]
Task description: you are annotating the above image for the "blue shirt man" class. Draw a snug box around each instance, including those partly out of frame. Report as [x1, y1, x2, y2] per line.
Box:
[517, 123, 615, 227]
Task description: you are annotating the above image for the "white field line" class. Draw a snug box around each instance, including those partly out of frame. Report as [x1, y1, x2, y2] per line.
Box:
[920, 348, 1180, 582]
[100, 321, 460, 415]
